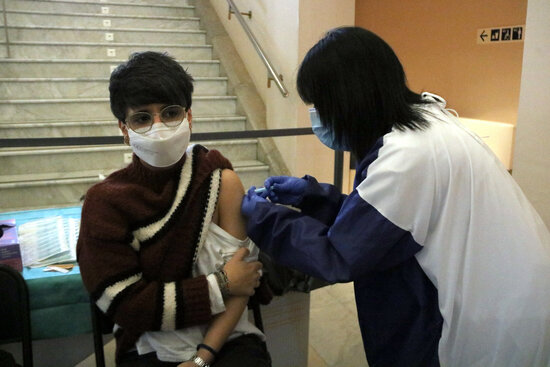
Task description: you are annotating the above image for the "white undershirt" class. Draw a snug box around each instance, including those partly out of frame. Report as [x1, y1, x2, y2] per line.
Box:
[135, 222, 265, 362]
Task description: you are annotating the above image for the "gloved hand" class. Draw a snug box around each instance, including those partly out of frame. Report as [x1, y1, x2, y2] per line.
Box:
[264, 176, 307, 206]
[241, 186, 269, 218]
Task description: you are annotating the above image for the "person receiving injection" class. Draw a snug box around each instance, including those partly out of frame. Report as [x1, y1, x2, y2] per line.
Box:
[241, 26, 550, 367]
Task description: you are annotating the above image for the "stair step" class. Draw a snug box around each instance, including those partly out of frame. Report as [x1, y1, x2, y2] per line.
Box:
[0, 96, 237, 121]
[0, 0, 274, 212]
[3, 10, 201, 29]
[6, 41, 213, 59]
[0, 116, 247, 138]
[0, 160, 269, 212]
[35, 0, 191, 6]
[0, 169, 116, 185]
[4, 0, 196, 18]
[0, 140, 259, 176]
[0, 59, 221, 78]
[6, 25, 207, 44]
[0, 159, 267, 186]
[0, 77, 228, 99]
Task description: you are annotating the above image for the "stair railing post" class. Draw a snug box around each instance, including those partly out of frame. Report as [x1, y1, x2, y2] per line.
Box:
[1, 0, 9, 58]
[333, 150, 344, 192]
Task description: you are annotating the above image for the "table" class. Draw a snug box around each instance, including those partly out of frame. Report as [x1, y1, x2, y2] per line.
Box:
[0, 206, 91, 340]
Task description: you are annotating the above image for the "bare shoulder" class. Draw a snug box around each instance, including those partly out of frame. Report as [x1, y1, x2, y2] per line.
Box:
[217, 169, 247, 240]
[220, 169, 245, 195]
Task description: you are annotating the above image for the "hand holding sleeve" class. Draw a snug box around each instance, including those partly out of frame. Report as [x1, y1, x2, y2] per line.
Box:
[223, 247, 262, 297]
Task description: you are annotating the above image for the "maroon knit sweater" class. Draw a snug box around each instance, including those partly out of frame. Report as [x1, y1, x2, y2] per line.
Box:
[77, 144, 233, 361]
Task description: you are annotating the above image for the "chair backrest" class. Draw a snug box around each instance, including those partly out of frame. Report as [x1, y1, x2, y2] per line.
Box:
[0, 265, 33, 367]
[248, 294, 265, 333]
[89, 295, 264, 366]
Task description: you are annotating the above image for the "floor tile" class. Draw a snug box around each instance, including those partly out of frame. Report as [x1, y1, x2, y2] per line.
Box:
[308, 283, 368, 367]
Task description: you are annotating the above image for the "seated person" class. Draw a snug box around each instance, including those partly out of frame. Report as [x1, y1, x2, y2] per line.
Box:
[77, 51, 272, 367]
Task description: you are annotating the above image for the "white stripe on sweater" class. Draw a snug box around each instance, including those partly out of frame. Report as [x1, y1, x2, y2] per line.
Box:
[161, 282, 177, 330]
[96, 273, 142, 313]
[133, 146, 195, 243]
[130, 237, 140, 252]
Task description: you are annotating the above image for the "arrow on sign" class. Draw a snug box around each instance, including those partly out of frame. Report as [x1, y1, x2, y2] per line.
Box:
[480, 30, 488, 42]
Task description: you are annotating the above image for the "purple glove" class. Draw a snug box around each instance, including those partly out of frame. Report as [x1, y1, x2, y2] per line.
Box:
[241, 186, 269, 218]
[264, 176, 308, 206]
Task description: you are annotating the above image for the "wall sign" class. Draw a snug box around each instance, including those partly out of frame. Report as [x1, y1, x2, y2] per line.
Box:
[477, 25, 525, 44]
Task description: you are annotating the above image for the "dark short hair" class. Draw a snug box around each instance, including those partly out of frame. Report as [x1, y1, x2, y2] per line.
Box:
[297, 27, 432, 158]
[109, 51, 194, 122]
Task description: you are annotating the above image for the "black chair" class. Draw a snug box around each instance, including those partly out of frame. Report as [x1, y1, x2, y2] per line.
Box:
[90, 295, 264, 367]
[0, 265, 33, 367]
[247, 294, 265, 333]
[90, 298, 113, 367]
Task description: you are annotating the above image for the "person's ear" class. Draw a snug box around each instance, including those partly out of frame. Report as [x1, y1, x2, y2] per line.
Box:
[187, 108, 193, 131]
[119, 121, 130, 145]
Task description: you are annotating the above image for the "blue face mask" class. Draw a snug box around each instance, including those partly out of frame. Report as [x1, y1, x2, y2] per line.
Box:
[309, 108, 351, 151]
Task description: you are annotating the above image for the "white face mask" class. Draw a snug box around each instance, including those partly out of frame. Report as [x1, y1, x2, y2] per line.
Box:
[127, 119, 191, 168]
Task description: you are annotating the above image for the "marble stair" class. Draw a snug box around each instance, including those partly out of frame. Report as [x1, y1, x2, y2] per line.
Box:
[0, 0, 271, 211]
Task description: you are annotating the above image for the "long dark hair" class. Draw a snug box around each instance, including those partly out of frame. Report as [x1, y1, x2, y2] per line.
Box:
[297, 27, 432, 159]
[109, 51, 194, 122]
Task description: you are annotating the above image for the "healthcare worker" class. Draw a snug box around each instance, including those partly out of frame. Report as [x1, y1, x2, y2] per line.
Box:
[241, 27, 550, 367]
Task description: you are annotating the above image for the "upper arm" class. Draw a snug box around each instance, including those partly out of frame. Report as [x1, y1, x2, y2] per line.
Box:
[216, 169, 247, 240]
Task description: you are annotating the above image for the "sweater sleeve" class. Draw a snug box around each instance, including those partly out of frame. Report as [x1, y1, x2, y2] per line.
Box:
[246, 141, 431, 282]
[297, 175, 347, 226]
[247, 191, 420, 283]
[77, 189, 212, 334]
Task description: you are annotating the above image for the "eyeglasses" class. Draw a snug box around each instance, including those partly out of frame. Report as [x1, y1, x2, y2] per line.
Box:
[125, 105, 187, 134]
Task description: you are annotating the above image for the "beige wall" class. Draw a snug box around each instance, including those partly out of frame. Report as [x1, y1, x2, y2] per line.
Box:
[355, 0, 527, 125]
[513, 0, 550, 227]
[296, 0, 355, 183]
[209, 0, 354, 183]
[209, 0, 301, 175]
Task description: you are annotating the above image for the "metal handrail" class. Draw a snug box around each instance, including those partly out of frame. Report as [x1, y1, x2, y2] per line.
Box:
[226, 0, 289, 97]
[0, 128, 314, 148]
[0, 128, 344, 191]
[1, 0, 10, 58]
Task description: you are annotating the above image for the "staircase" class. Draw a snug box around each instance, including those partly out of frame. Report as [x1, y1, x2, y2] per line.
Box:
[0, 0, 272, 212]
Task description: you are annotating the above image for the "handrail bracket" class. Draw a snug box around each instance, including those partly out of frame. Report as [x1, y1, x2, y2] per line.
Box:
[267, 73, 284, 89]
[228, 7, 252, 20]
